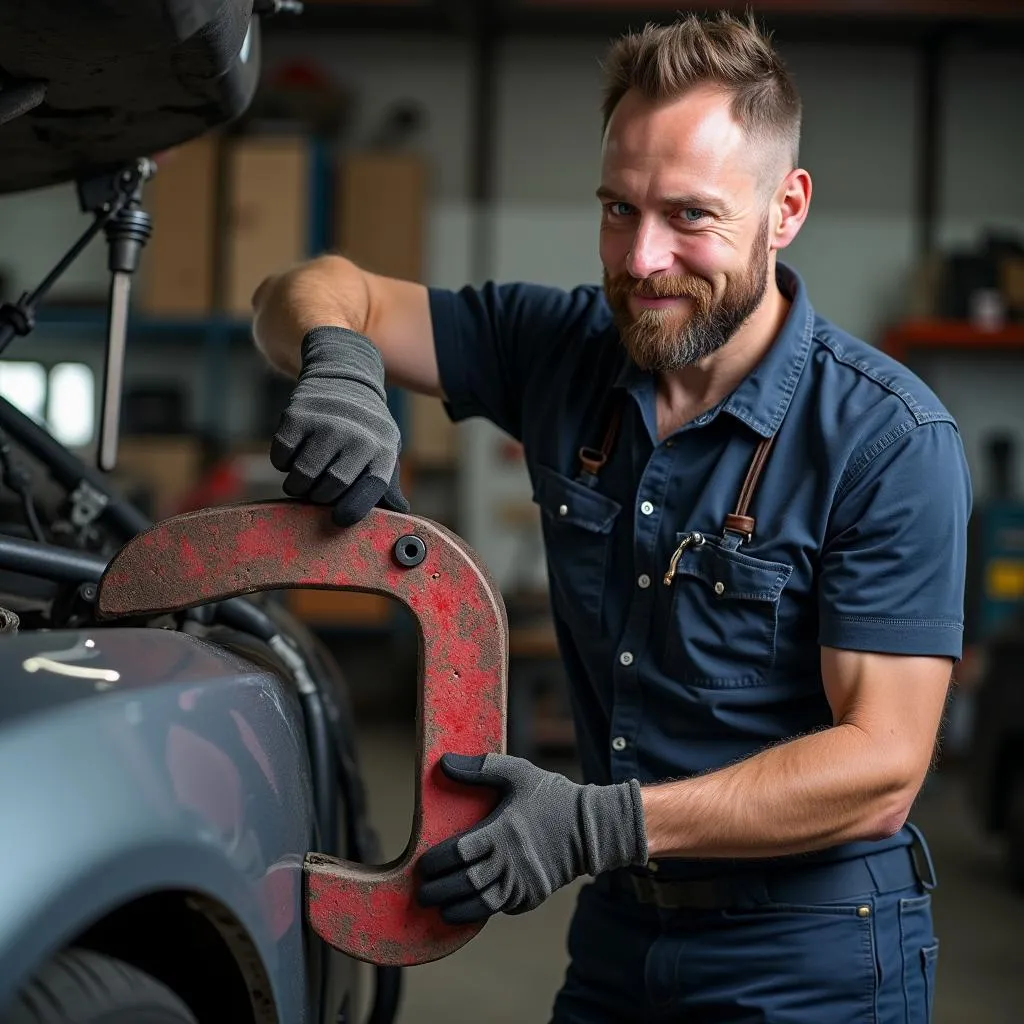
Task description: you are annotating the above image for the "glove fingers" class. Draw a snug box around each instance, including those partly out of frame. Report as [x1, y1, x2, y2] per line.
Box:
[281, 437, 348, 499]
[418, 853, 500, 909]
[379, 465, 410, 514]
[438, 876, 505, 925]
[418, 832, 474, 880]
[307, 456, 355, 505]
[331, 469, 388, 527]
[270, 429, 305, 474]
[441, 752, 516, 790]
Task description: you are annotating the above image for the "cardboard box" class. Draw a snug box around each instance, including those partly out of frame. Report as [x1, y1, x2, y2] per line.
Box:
[407, 391, 457, 466]
[336, 151, 426, 281]
[284, 589, 395, 628]
[137, 135, 218, 316]
[336, 152, 456, 463]
[112, 435, 205, 520]
[223, 135, 310, 316]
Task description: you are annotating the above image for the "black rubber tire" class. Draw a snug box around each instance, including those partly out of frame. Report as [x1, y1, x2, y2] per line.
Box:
[4, 948, 197, 1024]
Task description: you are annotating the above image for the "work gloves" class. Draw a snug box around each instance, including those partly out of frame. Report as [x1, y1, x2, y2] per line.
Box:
[271, 327, 409, 526]
[418, 752, 648, 924]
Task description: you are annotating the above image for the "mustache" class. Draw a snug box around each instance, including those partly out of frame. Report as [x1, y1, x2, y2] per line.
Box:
[605, 273, 711, 301]
[632, 275, 706, 299]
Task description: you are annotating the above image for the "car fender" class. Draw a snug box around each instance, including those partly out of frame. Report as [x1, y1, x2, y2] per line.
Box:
[0, 628, 317, 1021]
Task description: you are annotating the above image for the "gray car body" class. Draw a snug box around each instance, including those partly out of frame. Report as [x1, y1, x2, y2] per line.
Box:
[0, 624, 339, 1021]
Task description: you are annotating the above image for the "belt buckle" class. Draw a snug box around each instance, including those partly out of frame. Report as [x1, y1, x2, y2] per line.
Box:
[631, 872, 666, 907]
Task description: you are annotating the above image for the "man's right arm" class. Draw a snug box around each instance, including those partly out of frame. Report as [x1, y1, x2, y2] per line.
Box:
[251, 253, 443, 397]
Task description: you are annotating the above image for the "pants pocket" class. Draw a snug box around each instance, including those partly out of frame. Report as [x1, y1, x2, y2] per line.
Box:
[921, 942, 939, 1022]
[705, 901, 878, 1023]
[898, 894, 938, 1023]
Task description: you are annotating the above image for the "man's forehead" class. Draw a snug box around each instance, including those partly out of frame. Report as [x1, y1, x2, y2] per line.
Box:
[601, 86, 761, 196]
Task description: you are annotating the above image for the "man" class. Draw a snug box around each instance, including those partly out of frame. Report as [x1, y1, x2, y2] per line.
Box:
[252, 11, 969, 1022]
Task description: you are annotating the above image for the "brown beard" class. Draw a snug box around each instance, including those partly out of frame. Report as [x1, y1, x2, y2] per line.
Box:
[603, 215, 771, 373]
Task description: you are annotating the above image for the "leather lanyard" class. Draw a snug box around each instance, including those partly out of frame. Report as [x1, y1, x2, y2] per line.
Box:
[575, 388, 777, 551]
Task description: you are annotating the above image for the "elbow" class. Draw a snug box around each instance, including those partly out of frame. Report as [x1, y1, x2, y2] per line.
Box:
[863, 804, 912, 842]
[251, 254, 351, 311]
[861, 768, 927, 842]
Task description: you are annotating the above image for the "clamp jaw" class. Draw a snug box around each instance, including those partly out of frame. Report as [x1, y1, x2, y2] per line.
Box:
[95, 500, 508, 966]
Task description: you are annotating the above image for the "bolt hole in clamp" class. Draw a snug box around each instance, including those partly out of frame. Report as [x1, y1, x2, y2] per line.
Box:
[94, 500, 508, 967]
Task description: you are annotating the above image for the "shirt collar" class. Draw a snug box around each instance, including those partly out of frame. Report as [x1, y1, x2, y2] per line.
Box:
[613, 262, 814, 439]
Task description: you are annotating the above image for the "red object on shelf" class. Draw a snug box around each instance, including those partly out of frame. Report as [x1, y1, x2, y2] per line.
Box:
[881, 319, 1024, 364]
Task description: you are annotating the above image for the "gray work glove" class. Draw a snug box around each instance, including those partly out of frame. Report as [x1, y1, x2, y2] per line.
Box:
[270, 326, 409, 526]
[417, 752, 647, 924]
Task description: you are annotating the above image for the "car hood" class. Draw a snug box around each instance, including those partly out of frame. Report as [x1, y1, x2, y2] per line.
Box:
[0, 627, 271, 726]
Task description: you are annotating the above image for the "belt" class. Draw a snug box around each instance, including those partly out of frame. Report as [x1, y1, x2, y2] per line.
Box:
[604, 829, 936, 912]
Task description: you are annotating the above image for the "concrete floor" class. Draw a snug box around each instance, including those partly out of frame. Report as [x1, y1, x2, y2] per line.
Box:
[353, 723, 1024, 1024]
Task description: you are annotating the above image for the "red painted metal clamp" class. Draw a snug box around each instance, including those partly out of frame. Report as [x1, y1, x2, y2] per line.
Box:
[95, 500, 508, 966]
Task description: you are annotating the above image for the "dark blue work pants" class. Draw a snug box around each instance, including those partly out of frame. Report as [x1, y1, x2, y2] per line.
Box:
[550, 845, 938, 1023]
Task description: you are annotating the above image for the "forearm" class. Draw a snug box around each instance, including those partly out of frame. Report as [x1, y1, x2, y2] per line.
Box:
[641, 723, 925, 860]
[251, 255, 371, 378]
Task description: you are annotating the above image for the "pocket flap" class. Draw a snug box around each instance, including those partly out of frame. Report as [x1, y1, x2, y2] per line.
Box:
[533, 464, 621, 534]
[676, 536, 792, 602]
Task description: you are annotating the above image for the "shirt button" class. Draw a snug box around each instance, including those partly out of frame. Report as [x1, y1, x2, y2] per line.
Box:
[611, 736, 628, 752]
[638, 574, 651, 589]
[619, 651, 634, 666]
[558, 504, 568, 516]
[640, 501, 654, 516]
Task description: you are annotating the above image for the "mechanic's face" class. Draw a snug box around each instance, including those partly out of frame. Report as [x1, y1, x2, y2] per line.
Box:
[599, 85, 778, 373]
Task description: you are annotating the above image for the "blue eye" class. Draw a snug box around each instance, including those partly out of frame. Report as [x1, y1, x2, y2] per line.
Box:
[606, 202, 634, 217]
[681, 208, 708, 223]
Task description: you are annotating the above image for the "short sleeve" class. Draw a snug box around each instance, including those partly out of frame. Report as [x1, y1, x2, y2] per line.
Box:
[428, 281, 607, 441]
[818, 420, 973, 660]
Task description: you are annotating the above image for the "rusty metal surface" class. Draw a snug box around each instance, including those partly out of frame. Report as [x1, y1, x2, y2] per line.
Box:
[96, 499, 508, 966]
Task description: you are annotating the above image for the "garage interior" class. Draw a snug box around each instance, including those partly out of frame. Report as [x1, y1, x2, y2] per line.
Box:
[1, 1, 1023, 1021]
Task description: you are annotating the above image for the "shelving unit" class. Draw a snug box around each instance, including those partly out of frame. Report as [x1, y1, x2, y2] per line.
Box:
[883, 319, 1024, 364]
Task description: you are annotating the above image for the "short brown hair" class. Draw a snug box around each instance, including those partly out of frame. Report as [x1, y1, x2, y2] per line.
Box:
[601, 10, 802, 170]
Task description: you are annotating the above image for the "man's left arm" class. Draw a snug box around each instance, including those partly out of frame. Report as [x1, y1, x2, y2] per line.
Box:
[641, 649, 951, 858]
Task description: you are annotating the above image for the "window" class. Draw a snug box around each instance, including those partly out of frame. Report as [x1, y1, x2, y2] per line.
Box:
[0, 360, 96, 446]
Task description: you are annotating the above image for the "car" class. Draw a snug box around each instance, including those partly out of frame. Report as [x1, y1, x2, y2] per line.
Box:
[0, 3, 403, 1021]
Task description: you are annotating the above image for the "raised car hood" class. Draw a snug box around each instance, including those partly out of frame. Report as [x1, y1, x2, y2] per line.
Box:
[0, 0, 259, 194]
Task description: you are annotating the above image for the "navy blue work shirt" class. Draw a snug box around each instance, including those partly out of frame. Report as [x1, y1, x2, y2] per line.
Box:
[428, 263, 971, 874]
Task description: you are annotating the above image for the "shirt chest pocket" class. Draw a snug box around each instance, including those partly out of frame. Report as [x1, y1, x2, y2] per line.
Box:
[532, 464, 621, 630]
[662, 534, 793, 687]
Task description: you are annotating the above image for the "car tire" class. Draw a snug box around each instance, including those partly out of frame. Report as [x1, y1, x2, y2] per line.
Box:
[1006, 768, 1024, 891]
[4, 948, 197, 1023]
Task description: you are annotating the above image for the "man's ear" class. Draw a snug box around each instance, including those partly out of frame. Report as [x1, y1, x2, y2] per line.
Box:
[772, 168, 812, 251]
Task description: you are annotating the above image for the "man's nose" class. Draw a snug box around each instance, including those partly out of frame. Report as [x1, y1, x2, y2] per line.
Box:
[626, 220, 675, 278]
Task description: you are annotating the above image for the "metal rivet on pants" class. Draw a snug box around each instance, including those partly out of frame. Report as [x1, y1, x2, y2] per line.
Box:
[857, 906, 871, 918]
[558, 504, 568, 516]
[714, 581, 725, 596]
